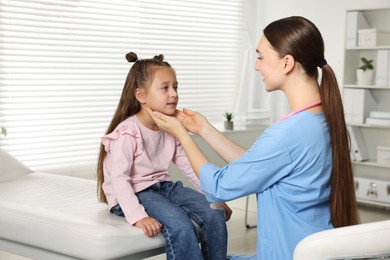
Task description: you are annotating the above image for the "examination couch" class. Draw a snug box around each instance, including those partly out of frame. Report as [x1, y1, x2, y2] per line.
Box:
[0, 148, 165, 260]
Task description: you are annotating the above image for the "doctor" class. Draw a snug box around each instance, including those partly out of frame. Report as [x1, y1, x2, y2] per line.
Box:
[149, 16, 359, 259]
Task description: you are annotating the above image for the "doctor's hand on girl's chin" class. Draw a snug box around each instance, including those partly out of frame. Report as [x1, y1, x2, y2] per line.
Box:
[146, 108, 187, 137]
[135, 217, 162, 237]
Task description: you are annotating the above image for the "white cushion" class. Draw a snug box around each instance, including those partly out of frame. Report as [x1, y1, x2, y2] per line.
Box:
[0, 172, 165, 260]
[0, 148, 32, 182]
[294, 219, 390, 260]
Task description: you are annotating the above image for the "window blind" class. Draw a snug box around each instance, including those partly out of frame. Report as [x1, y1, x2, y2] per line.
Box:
[0, 0, 245, 175]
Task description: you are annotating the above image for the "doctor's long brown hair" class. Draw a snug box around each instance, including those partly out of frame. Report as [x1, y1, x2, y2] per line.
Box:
[97, 52, 172, 203]
[264, 16, 359, 227]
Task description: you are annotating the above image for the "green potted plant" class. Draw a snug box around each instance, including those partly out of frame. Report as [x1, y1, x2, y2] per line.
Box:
[356, 57, 374, 85]
[223, 112, 234, 130]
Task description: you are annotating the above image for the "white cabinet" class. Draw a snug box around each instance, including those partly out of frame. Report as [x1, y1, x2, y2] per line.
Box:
[343, 8, 390, 207]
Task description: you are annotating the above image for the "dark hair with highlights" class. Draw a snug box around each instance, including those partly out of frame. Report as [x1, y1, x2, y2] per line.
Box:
[97, 52, 173, 203]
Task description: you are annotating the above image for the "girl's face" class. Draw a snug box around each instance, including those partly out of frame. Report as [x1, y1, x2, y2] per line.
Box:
[144, 67, 178, 116]
[255, 35, 285, 92]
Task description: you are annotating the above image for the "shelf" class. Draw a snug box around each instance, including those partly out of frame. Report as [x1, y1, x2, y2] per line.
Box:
[346, 45, 390, 51]
[352, 160, 390, 169]
[348, 123, 390, 129]
[344, 84, 390, 90]
[345, 8, 390, 208]
[357, 199, 390, 208]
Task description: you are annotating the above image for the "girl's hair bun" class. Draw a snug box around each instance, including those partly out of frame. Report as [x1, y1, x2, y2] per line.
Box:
[153, 54, 164, 61]
[126, 52, 138, 62]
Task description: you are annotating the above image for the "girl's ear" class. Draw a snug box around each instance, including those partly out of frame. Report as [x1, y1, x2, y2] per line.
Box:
[135, 88, 146, 104]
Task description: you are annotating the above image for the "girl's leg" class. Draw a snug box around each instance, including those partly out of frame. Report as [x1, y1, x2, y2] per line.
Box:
[161, 181, 228, 260]
[137, 184, 203, 260]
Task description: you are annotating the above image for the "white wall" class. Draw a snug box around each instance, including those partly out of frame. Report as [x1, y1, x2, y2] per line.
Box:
[246, 0, 390, 120]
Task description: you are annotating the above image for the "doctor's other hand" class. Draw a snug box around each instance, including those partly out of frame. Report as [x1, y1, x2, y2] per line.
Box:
[176, 108, 210, 136]
[135, 217, 162, 237]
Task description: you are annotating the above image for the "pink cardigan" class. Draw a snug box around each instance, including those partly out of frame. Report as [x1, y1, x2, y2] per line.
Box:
[101, 115, 201, 225]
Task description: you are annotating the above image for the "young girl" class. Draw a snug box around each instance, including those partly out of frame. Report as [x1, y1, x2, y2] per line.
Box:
[149, 16, 359, 260]
[96, 52, 231, 260]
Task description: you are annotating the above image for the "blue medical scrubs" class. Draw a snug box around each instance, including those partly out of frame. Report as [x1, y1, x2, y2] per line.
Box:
[200, 112, 334, 260]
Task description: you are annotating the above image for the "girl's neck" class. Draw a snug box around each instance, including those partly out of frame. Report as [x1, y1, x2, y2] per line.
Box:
[136, 109, 160, 131]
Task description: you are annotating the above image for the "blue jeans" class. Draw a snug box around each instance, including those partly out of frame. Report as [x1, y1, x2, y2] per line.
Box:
[111, 181, 228, 260]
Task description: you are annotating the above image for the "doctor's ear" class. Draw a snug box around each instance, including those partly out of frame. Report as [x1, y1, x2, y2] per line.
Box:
[135, 88, 146, 104]
[282, 55, 295, 73]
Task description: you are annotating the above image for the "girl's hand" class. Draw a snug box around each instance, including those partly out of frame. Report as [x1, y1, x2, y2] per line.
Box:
[211, 202, 233, 221]
[221, 202, 233, 221]
[176, 108, 209, 136]
[135, 217, 162, 237]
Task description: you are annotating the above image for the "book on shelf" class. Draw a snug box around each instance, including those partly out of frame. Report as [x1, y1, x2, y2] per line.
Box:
[369, 111, 390, 119]
[350, 145, 356, 161]
[388, 50, 390, 87]
[366, 111, 390, 125]
[347, 125, 369, 162]
[376, 50, 389, 87]
[345, 11, 370, 48]
[377, 146, 390, 166]
[343, 88, 377, 124]
[366, 117, 390, 125]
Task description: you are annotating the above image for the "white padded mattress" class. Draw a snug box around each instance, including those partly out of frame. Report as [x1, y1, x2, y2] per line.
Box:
[0, 172, 165, 259]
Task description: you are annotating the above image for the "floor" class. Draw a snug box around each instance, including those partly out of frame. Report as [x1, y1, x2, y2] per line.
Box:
[1, 197, 389, 260]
